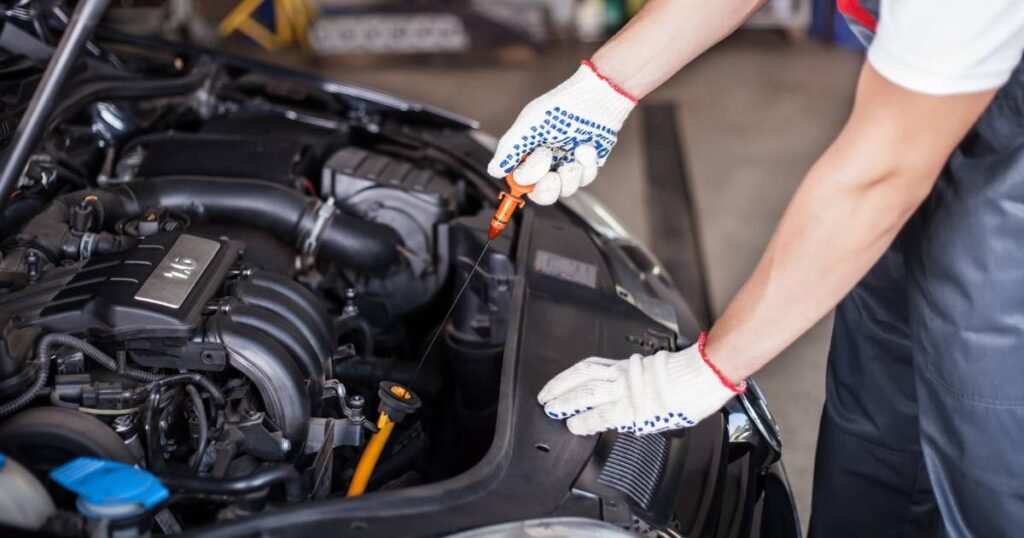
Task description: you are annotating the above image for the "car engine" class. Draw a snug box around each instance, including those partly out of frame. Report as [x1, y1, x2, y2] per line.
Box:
[0, 55, 514, 534]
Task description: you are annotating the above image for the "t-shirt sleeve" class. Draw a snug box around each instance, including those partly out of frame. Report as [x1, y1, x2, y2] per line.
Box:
[867, 0, 1024, 95]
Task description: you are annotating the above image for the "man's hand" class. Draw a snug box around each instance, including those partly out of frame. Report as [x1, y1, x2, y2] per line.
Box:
[489, 0, 765, 204]
[538, 334, 745, 436]
[488, 61, 636, 205]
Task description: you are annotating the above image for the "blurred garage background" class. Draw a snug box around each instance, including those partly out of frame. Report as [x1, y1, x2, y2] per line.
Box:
[110, 0, 866, 530]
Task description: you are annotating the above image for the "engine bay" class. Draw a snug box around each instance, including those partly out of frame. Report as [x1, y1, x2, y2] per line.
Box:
[0, 52, 516, 535]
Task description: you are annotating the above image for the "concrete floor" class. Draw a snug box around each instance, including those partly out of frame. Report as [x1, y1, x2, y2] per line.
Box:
[316, 34, 864, 531]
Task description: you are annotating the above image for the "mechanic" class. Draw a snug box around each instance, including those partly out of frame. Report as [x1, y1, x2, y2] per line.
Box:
[488, 0, 1024, 536]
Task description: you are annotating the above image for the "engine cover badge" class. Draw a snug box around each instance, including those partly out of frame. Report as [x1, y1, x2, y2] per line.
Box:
[135, 234, 221, 309]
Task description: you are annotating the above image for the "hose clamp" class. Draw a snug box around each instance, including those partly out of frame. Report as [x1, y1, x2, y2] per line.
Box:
[302, 197, 336, 257]
[79, 232, 97, 260]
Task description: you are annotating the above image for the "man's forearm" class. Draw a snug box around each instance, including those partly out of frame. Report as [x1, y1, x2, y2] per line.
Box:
[592, 0, 766, 99]
[704, 65, 996, 382]
[705, 136, 927, 381]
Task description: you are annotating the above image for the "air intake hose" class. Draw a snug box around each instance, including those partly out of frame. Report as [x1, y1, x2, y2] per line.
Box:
[117, 177, 402, 273]
[7, 178, 403, 273]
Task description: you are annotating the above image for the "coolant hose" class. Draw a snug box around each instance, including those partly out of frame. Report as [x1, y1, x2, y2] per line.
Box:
[347, 412, 396, 497]
[45, 67, 211, 134]
[119, 176, 403, 272]
[159, 464, 303, 502]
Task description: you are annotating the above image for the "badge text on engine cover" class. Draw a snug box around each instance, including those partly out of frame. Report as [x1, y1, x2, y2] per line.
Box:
[135, 235, 220, 309]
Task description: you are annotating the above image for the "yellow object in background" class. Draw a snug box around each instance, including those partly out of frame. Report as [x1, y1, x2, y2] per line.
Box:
[219, 0, 318, 51]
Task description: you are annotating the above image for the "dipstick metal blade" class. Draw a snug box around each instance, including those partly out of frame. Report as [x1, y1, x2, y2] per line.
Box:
[409, 239, 492, 387]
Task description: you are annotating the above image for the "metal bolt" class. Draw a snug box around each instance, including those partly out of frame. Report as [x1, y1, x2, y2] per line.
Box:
[279, 438, 291, 453]
[342, 288, 359, 317]
[349, 395, 364, 410]
[26, 251, 39, 282]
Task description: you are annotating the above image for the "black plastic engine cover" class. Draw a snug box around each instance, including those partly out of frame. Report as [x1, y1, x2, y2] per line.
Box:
[0, 232, 241, 340]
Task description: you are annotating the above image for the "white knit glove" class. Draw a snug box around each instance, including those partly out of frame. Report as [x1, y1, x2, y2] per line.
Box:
[488, 60, 637, 205]
[537, 334, 746, 436]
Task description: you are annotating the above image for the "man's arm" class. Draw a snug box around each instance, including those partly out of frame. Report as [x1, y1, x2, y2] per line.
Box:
[592, 0, 767, 99]
[706, 64, 996, 382]
[536, 63, 1000, 435]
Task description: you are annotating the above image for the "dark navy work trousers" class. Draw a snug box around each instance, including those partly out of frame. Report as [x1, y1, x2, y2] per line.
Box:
[809, 61, 1024, 538]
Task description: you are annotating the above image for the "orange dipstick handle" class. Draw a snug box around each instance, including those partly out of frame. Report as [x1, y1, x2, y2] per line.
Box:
[488, 173, 535, 240]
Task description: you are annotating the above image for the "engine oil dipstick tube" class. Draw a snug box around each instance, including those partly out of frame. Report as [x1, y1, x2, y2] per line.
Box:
[408, 236, 493, 388]
[347, 381, 421, 497]
[408, 172, 530, 388]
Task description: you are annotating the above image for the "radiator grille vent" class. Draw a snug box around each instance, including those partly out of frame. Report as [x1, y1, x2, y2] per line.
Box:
[597, 432, 670, 509]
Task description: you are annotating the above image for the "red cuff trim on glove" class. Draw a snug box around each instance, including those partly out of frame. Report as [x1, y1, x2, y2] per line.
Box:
[697, 332, 747, 394]
[581, 60, 639, 104]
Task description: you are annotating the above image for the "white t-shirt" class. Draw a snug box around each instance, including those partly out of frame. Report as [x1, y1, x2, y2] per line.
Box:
[867, 0, 1024, 95]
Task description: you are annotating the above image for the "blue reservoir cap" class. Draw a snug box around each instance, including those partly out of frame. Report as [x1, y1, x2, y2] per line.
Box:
[50, 457, 168, 520]
[0, 452, 6, 471]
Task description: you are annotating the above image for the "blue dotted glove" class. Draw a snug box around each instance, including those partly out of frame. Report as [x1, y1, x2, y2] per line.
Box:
[488, 60, 637, 205]
[537, 336, 746, 436]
